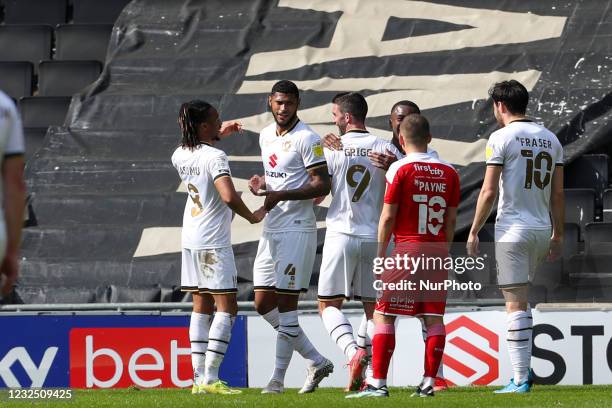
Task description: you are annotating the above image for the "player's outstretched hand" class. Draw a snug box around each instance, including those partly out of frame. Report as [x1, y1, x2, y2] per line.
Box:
[250, 207, 267, 224]
[0, 255, 18, 297]
[368, 149, 398, 170]
[466, 233, 479, 257]
[263, 191, 282, 212]
[548, 236, 563, 261]
[219, 121, 243, 138]
[248, 175, 266, 196]
[322, 133, 342, 150]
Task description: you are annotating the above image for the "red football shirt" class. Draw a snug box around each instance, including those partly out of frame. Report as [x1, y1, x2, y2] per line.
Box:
[384, 152, 460, 243]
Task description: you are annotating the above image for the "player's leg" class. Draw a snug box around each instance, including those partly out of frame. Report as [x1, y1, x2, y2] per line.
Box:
[413, 314, 446, 397]
[495, 228, 533, 393]
[190, 292, 213, 393]
[197, 247, 242, 395]
[318, 232, 360, 384]
[181, 248, 214, 394]
[276, 231, 333, 394]
[347, 311, 394, 398]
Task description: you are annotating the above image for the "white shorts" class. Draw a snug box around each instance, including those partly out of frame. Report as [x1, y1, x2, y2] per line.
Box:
[495, 227, 551, 288]
[181, 247, 238, 294]
[318, 231, 377, 301]
[253, 231, 316, 295]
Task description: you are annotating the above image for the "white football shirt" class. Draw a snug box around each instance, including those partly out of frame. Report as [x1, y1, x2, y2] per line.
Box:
[259, 120, 326, 232]
[0, 91, 25, 252]
[325, 130, 401, 238]
[486, 120, 564, 230]
[171, 143, 232, 249]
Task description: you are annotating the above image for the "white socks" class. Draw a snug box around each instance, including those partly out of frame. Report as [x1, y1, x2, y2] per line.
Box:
[322, 306, 358, 360]
[507, 309, 533, 385]
[189, 312, 211, 385]
[263, 307, 325, 384]
[204, 312, 235, 385]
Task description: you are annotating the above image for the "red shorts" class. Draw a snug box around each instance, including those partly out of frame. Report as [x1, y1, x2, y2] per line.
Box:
[375, 242, 448, 317]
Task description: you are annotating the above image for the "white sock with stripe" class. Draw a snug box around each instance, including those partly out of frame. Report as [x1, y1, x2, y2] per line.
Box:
[189, 312, 211, 385]
[322, 306, 357, 360]
[204, 312, 234, 385]
[507, 309, 533, 385]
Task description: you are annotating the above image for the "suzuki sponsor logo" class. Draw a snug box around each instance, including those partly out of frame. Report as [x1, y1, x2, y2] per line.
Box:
[69, 328, 192, 388]
[443, 315, 499, 385]
[268, 153, 278, 168]
[0, 347, 58, 387]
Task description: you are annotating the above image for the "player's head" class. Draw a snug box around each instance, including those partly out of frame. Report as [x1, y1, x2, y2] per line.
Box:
[399, 113, 431, 152]
[269, 80, 300, 128]
[331, 92, 368, 135]
[178, 100, 221, 149]
[389, 100, 420, 138]
[489, 80, 529, 125]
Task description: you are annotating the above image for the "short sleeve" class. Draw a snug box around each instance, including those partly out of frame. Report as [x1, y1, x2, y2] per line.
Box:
[323, 148, 335, 176]
[554, 138, 564, 166]
[381, 141, 402, 159]
[4, 101, 25, 157]
[384, 165, 402, 204]
[300, 132, 327, 170]
[209, 153, 231, 181]
[448, 169, 460, 208]
[485, 134, 505, 166]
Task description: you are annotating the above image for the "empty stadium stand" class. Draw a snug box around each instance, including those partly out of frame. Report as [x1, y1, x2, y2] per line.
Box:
[72, 0, 130, 24]
[2, 0, 67, 25]
[0, 25, 52, 70]
[54, 24, 112, 63]
[0, 61, 33, 99]
[38, 60, 102, 96]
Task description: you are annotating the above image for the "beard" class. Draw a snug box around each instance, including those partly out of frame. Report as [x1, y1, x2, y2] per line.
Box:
[273, 111, 297, 128]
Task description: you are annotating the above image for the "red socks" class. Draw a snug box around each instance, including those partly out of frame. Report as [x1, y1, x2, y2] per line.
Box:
[424, 323, 446, 378]
[372, 323, 395, 382]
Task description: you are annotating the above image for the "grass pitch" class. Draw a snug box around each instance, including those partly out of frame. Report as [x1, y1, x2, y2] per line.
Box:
[3, 385, 612, 408]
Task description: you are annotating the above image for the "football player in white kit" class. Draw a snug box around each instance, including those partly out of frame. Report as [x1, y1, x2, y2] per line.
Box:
[467, 80, 564, 393]
[317, 92, 400, 391]
[321, 99, 449, 391]
[172, 100, 266, 395]
[0, 90, 26, 301]
[248, 80, 334, 394]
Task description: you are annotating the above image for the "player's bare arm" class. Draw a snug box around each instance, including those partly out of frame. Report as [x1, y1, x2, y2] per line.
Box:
[368, 149, 398, 171]
[443, 206, 458, 247]
[548, 165, 565, 261]
[218, 121, 243, 138]
[467, 165, 502, 256]
[1, 155, 26, 296]
[262, 165, 331, 212]
[377, 203, 398, 258]
[248, 174, 266, 195]
[214, 175, 266, 224]
[321, 132, 343, 150]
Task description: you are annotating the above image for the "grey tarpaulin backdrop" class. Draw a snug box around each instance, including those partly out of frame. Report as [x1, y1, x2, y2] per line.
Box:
[17, 0, 612, 303]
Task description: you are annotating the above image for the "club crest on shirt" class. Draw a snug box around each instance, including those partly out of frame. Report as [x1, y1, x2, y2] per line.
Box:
[282, 140, 292, 151]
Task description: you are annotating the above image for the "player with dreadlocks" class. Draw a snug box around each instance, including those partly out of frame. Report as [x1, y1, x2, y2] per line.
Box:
[172, 100, 266, 395]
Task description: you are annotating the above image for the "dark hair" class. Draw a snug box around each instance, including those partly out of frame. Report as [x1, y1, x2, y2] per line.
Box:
[178, 100, 214, 150]
[391, 100, 420, 114]
[400, 113, 430, 146]
[489, 80, 529, 115]
[332, 92, 368, 122]
[270, 80, 299, 98]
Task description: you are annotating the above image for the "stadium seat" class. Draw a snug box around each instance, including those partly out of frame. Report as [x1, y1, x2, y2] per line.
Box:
[3, 0, 67, 25]
[584, 222, 612, 255]
[564, 188, 596, 236]
[0, 62, 33, 99]
[54, 24, 113, 63]
[604, 189, 612, 222]
[72, 0, 130, 24]
[564, 154, 609, 198]
[23, 128, 48, 160]
[38, 60, 102, 96]
[0, 25, 52, 70]
[18, 96, 71, 129]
